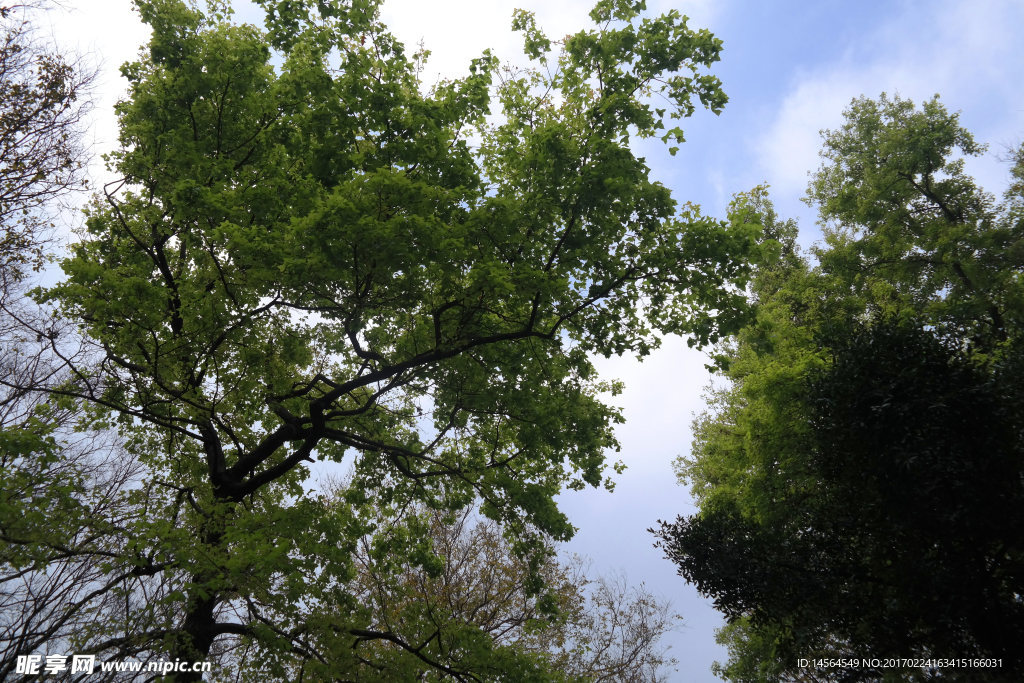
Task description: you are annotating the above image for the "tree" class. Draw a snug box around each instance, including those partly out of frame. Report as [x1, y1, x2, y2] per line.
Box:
[16, 0, 766, 679]
[0, 3, 130, 680]
[654, 96, 1024, 683]
[344, 503, 681, 683]
[667, 323, 1024, 682]
[804, 94, 1022, 350]
[195, 479, 682, 683]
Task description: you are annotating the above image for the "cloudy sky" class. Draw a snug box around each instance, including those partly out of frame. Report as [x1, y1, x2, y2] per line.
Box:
[48, 0, 1024, 680]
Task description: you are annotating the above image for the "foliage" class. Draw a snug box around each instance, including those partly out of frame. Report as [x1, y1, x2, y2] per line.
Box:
[0, 0, 92, 281]
[709, 618, 787, 683]
[805, 94, 1022, 350]
[342, 504, 680, 683]
[655, 95, 1024, 683]
[8, 0, 767, 679]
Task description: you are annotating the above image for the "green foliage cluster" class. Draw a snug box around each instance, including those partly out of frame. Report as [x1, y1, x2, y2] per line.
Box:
[656, 95, 1024, 683]
[3, 0, 771, 679]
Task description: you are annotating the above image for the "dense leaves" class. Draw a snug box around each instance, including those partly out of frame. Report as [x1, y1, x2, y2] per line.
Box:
[806, 95, 1023, 350]
[655, 97, 1024, 682]
[662, 324, 1024, 680]
[11, 0, 764, 679]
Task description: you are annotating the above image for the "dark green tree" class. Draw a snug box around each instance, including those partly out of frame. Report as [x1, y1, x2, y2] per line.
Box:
[655, 95, 1024, 683]
[12, 0, 768, 680]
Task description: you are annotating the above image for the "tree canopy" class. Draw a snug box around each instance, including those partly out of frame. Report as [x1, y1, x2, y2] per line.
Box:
[4, 0, 768, 679]
[655, 95, 1024, 683]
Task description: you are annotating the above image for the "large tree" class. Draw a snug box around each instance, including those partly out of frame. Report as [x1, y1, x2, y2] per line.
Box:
[655, 96, 1024, 683]
[16, 0, 766, 679]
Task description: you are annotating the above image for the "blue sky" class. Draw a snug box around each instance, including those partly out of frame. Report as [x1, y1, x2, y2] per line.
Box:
[54, 0, 1024, 680]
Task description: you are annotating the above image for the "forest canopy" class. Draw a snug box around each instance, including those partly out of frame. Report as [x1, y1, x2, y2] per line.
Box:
[2, 0, 768, 680]
[8, 1, 1020, 681]
[656, 95, 1024, 683]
